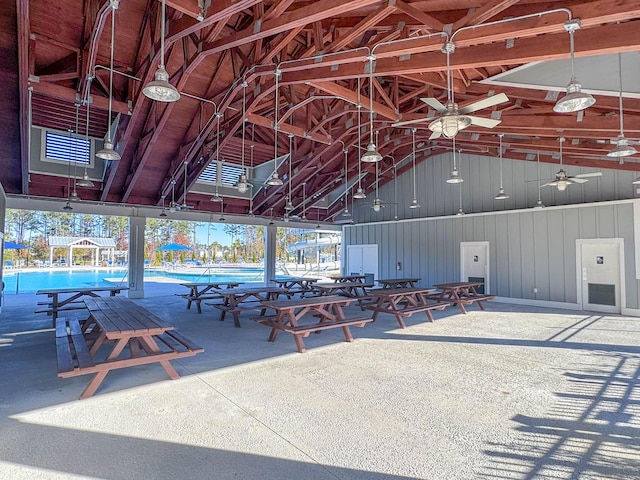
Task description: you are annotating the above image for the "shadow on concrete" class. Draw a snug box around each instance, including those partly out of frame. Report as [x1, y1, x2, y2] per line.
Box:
[476, 352, 640, 479]
[0, 418, 420, 480]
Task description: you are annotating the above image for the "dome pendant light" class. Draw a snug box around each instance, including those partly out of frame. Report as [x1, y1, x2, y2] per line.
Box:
[495, 133, 509, 200]
[409, 128, 420, 208]
[446, 136, 463, 184]
[143, 0, 180, 103]
[534, 152, 545, 208]
[553, 19, 595, 113]
[361, 55, 382, 163]
[96, 1, 121, 161]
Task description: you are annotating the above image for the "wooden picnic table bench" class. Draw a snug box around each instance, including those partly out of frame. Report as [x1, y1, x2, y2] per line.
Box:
[208, 286, 286, 328]
[178, 281, 242, 313]
[427, 282, 494, 314]
[376, 277, 421, 289]
[255, 295, 373, 353]
[55, 297, 203, 399]
[270, 277, 319, 298]
[363, 287, 449, 328]
[36, 286, 128, 324]
[327, 274, 367, 283]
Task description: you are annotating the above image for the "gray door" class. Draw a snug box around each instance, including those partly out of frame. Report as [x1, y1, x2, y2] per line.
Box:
[580, 242, 621, 314]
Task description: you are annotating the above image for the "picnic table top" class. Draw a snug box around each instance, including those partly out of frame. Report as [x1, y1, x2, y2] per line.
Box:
[83, 297, 172, 336]
[179, 281, 242, 287]
[36, 286, 128, 295]
[433, 281, 484, 289]
[369, 287, 434, 297]
[377, 278, 421, 284]
[270, 277, 319, 283]
[261, 295, 356, 309]
[315, 281, 368, 288]
[328, 274, 366, 280]
[214, 286, 286, 295]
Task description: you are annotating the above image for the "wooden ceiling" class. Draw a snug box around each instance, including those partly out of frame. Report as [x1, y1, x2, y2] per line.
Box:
[4, 0, 640, 221]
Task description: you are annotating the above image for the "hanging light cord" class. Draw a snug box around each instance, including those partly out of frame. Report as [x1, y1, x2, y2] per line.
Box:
[537, 151, 542, 203]
[411, 128, 417, 200]
[357, 78, 362, 188]
[452, 135, 457, 170]
[159, 0, 167, 71]
[241, 83, 246, 171]
[288, 134, 293, 199]
[617, 53, 625, 135]
[499, 134, 504, 189]
[368, 55, 375, 146]
[273, 68, 279, 175]
[106, 3, 116, 144]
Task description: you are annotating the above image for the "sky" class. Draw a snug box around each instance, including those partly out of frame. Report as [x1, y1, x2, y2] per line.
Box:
[195, 223, 232, 246]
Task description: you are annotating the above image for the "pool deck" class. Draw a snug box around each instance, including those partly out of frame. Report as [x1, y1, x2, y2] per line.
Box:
[0, 284, 639, 479]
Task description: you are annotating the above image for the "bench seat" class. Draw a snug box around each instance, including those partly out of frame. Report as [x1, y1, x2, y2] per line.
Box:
[179, 293, 224, 313]
[36, 303, 87, 315]
[55, 316, 96, 377]
[363, 302, 449, 328]
[255, 316, 373, 353]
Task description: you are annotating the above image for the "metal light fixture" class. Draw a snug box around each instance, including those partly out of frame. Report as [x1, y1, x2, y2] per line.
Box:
[210, 112, 224, 202]
[534, 152, 545, 208]
[340, 143, 351, 217]
[353, 78, 367, 200]
[409, 128, 420, 208]
[69, 103, 81, 201]
[284, 134, 295, 211]
[236, 82, 252, 192]
[77, 97, 95, 187]
[495, 133, 509, 200]
[96, 0, 121, 161]
[268, 207, 275, 226]
[62, 200, 73, 211]
[143, 0, 180, 103]
[632, 176, 640, 185]
[361, 55, 381, 163]
[267, 69, 284, 186]
[159, 195, 168, 217]
[446, 136, 463, 184]
[608, 53, 637, 158]
[553, 19, 595, 113]
[301, 182, 307, 221]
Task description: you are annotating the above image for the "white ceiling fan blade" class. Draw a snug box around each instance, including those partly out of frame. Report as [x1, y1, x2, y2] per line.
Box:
[458, 93, 509, 114]
[467, 116, 502, 129]
[573, 172, 603, 178]
[392, 117, 436, 128]
[569, 177, 589, 184]
[429, 130, 442, 140]
[541, 181, 557, 187]
[419, 97, 448, 113]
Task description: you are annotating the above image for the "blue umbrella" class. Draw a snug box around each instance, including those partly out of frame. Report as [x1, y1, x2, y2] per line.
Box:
[155, 243, 192, 251]
[4, 241, 27, 249]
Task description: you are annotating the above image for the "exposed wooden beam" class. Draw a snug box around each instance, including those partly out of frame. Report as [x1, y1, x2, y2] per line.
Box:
[246, 112, 332, 145]
[452, 0, 520, 31]
[306, 81, 399, 120]
[394, 0, 445, 32]
[324, 3, 397, 53]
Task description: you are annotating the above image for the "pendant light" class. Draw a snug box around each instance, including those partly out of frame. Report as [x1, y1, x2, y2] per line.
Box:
[284, 134, 294, 211]
[361, 54, 382, 163]
[218, 197, 225, 222]
[69, 103, 81, 202]
[301, 182, 307, 221]
[96, 1, 121, 160]
[267, 68, 284, 186]
[268, 207, 275, 226]
[77, 94, 95, 187]
[236, 82, 251, 192]
[409, 128, 420, 208]
[393, 157, 399, 220]
[534, 151, 545, 208]
[456, 152, 464, 215]
[354, 79, 367, 199]
[248, 128, 256, 216]
[341, 145, 351, 217]
[495, 133, 509, 200]
[210, 112, 223, 202]
[608, 53, 637, 158]
[372, 162, 383, 212]
[555, 137, 570, 192]
[446, 136, 463, 183]
[143, 0, 180, 103]
[159, 195, 168, 216]
[553, 19, 595, 113]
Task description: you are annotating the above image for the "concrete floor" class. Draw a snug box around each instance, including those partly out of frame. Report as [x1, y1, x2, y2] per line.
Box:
[0, 283, 638, 480]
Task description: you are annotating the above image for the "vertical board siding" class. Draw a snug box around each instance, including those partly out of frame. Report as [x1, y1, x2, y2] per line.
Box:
[345, 202, 640, 309]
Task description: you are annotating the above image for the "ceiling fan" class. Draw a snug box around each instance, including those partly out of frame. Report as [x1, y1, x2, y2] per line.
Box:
[542, 137, 602, 191]
[392, 41, 509, 139]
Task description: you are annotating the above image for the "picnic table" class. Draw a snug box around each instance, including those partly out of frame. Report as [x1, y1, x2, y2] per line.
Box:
[314, 281, 369, 299]
[376, 277, 421, 289]
[270, 277, 319, 298]
[36, 286, 128, 324]
[178, 281, 242, 313]
[255, 295, 373, 353]
[328, 274, 367, 283]
[210, 286, 286, 328]
[56, 297, 203, 399]
[428, 281, 494, 314]
[363, 287, 449, 328]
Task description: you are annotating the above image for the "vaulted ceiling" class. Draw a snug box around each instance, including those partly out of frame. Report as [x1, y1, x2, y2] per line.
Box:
[2, 0, 640, 222]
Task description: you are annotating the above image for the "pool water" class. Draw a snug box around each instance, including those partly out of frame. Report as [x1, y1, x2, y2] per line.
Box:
[2, 267, 266, 294]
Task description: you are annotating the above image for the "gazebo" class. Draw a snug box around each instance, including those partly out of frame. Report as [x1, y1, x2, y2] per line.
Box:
[48, 236, 117, 266]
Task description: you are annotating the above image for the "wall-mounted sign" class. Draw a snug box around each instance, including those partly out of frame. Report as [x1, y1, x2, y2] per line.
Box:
[473, 255, 478, 262]
[596, 256, 604, 265]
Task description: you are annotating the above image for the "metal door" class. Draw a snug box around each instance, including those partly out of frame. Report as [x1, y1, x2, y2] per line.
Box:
[460, 242, 489, 294]
[580, 242, 621, 313]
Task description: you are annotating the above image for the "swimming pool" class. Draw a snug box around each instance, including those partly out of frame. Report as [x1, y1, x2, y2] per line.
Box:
[2, 267, 266, 294]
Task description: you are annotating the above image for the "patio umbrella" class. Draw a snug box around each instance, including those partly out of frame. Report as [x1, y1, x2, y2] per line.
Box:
[155, 243, 192, 251]
[4, 241, 27, 249]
